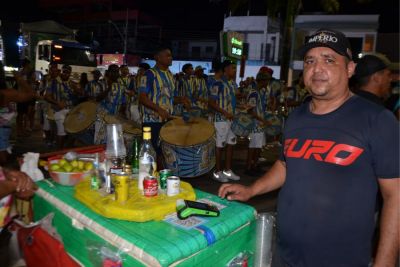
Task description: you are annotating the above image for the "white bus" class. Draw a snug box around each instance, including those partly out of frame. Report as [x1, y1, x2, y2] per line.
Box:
[36, 39, 96, 81]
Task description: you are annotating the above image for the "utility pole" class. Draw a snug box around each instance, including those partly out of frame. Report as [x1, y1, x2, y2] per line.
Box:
[123, 8, 128, 64]
[108, 8, 129, 64]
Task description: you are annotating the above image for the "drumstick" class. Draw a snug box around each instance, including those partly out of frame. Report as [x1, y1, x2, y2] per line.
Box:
[183, 120, 194, 146]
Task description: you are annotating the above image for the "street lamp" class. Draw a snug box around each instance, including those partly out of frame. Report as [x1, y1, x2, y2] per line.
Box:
[108, 10, 128, 64]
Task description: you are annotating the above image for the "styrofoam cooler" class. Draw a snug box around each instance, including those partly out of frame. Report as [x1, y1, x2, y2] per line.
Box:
[33, 180, 256, 266]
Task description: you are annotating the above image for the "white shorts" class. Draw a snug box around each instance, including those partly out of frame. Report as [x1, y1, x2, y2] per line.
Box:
[214, 121, 236, 148]
[42, 116, 51, 131]
[248, 132, 266, 148]
[54, 109, 69, 136]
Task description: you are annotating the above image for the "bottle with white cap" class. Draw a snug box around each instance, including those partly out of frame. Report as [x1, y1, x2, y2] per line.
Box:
[138, 127, 157, 190]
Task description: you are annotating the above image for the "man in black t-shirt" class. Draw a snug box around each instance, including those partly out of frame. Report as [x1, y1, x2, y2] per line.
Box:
[219, 29, 399, 267]
[353, 53, 393, 106]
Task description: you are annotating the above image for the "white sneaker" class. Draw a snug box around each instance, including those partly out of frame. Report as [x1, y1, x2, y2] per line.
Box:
[223, 170, 240, 181]
[212, 171, 229, 183]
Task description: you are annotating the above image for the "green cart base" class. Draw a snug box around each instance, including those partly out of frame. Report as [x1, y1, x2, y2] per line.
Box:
[33, 180, 256, 266]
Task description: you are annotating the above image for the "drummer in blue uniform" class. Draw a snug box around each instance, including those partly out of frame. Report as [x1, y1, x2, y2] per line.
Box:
[245, 72, 270, 175]
[176, 63, 193, 116]
[92, 64, 127, 144]
[85, 69, 106, 101]
[139, 46, 191, 166]
[44, 64, 80, 149]
[209, 59, 240, 182]
[191, 65, 209, 115]
[119, 65, 140, 123]
[98, 64, 126, 116]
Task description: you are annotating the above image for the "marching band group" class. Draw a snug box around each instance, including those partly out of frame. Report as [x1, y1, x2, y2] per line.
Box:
[34, 47, 306, 182]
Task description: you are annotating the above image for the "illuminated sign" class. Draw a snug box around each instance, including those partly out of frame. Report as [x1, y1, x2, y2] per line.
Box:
[231, 37, 242, 46]
[221, 31, 245, 59]
[232, 47, 242, 56]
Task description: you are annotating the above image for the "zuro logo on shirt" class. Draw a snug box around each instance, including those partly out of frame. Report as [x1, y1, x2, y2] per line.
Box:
[284, 139, 364, 166]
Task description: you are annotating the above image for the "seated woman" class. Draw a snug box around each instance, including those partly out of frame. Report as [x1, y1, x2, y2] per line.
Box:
[0, 167, 36, 266]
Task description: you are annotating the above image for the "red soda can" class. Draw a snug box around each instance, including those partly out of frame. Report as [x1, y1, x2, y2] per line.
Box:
[143, 176, 158, 197]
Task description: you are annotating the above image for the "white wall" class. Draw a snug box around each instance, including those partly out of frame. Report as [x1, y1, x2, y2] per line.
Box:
[223, 16, 268, 32]
[223, 16, 280, 64]
[188, 41, 217, 58]
[246, 33, 265, 60]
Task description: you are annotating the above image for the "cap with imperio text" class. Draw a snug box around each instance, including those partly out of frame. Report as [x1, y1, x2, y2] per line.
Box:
[298, 29, 353, 60]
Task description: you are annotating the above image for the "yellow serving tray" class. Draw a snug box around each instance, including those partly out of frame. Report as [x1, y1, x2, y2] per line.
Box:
[74, 178, 196, 222]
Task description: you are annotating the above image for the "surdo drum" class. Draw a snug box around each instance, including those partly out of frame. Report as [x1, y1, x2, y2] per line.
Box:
[160, 117, 215, 177]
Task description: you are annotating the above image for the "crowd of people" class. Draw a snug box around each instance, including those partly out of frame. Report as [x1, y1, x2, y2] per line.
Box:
[1, 40, 398, 177]
[0, 27, 398, 266]
[0, 46, 309, 177]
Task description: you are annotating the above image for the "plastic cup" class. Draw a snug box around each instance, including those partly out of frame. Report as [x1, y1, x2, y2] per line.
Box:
[105, 124, 126, 157]
[254, 212, 275, 267]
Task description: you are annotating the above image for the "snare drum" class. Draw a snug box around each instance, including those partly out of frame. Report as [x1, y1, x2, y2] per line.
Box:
[231, 112, 255, 137]
[64, 101, 98, 144]
[160, 117, 215, 177]
[264, 112, 282, 136]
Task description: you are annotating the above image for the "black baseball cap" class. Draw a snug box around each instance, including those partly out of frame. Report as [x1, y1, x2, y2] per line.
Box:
[354, 54, 391, 78]
[221, 59, 235, 70]
[298, 29, 352, 60]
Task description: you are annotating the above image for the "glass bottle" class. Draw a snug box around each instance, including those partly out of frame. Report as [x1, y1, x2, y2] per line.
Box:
[131, 136, 141, 175]
[138, 127, 157, 190]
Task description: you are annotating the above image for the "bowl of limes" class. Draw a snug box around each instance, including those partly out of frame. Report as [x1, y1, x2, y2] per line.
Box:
[48, 158, 95, 186]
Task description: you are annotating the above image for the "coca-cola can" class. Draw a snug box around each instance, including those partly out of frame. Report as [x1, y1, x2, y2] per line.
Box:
[143, 176, 158, 197]
[167, 176, 180, 196]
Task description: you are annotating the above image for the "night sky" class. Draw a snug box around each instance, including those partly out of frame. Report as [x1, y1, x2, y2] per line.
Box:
[0, 0, 398, 33]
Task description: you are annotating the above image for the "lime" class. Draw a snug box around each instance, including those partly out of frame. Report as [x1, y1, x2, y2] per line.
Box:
[78, 160, 85, 170]
[64, 164, 73, 172]
[70, 160, 78, 168]
[84, 162, 94, 171]
[50, 164, 60, 171]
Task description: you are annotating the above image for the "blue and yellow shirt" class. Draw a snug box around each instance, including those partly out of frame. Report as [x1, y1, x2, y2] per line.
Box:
[46, 78, 76, 110]
[85, 80, 106, 99]
[175, 75, 192, 115]
[101, 82, 126, 115]
[210, 76, 237, 122]
[176, 75, 192, 98]
[247, 88, 267, 132]
[191, 77, 208, 110]
[139, 66, 176, 123]
[119, 76, 137, 105]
